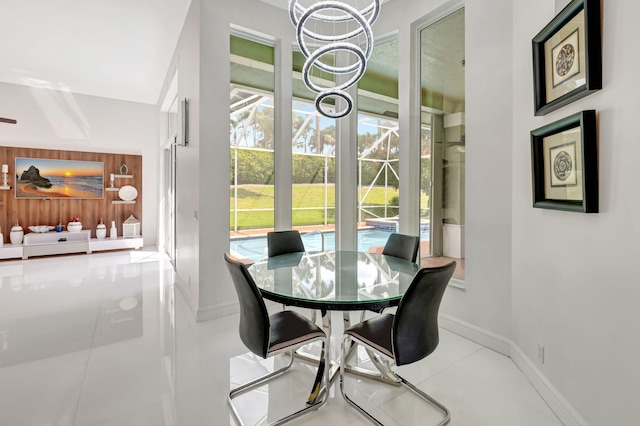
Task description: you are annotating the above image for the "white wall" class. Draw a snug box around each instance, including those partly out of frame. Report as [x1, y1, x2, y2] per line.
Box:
[512, 0, 640, 424]
[444, 0, 515, 343]
[157, 0, 202, 316]
[157, 0, 296, 320]
[0, 82, 159, 245]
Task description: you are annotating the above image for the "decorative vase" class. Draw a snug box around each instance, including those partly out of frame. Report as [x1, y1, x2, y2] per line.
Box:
[110, 221, 118, 239]
[10, 223, 23, 245]
[96, 223, 107, 239]
[67, 222, 82, 233]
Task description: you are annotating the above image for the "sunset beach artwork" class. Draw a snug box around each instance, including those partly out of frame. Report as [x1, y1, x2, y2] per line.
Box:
[15, 158, 104, 199]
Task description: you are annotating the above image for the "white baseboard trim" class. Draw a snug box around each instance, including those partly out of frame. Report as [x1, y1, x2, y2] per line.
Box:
[438, 313, 586, 426]
[510, 344, 587, 426]
[195, 300, 239, 322]
[175, 280, 239, 322]
[175, 279, 196, 315]
[438, 313, 511, 356]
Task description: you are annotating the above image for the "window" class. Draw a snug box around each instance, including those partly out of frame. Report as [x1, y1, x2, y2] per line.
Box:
[420, 7, 465, 279]
[357, 39, 400, 251]
[229, 35, 275, 259]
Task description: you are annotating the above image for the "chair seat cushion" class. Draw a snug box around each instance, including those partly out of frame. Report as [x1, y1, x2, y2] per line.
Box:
[268, 310, 325, 354]
[345, 313, 395, 360]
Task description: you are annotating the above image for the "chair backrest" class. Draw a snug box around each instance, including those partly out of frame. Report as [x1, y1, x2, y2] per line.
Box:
[392, 261, 456, 366]
[224, 253, 270, 358]
[267, 230, 305, 257]
[381, 233, 420, 263]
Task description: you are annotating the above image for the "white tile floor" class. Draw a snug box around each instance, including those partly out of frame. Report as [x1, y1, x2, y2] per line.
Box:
[0, 249, 562, 426]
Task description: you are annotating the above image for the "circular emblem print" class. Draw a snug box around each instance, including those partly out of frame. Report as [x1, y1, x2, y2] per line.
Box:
[555, 44, 575, 77]
[553, 151, 572, 181]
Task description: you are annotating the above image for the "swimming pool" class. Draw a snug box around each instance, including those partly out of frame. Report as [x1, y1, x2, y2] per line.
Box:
[230, 227, 429, 262]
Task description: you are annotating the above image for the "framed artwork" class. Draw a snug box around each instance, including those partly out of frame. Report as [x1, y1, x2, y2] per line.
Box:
[532, 0, 601, 116]
[531, 110, 598, 213]
[15, 157, 104, 199]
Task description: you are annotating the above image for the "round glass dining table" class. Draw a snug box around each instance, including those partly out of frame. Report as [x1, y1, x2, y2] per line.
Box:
[247, 250, 420, 312]
[247, 250, 420, 403]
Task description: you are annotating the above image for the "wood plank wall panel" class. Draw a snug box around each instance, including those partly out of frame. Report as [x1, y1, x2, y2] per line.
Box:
[0, 146, 142, 243]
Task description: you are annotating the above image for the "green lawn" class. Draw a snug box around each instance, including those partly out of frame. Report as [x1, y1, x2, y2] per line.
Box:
[230, 184, 412, 230]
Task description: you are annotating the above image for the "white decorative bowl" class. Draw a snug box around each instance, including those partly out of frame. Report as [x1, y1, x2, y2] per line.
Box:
[118, 185, 138, 201]
[67, 222, 82, 232]
[28, 225, 54, 233]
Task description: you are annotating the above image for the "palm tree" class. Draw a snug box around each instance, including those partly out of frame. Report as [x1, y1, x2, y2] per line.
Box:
[292, 112, 311, 153]
[309, 118, 335, 154]
[253, 107, 275, 149]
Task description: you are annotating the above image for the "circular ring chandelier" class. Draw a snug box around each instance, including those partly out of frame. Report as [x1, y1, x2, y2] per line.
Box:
[289, 0, 381, 118]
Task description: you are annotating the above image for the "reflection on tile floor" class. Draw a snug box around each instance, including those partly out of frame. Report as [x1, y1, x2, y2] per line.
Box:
[0, 249, 561, 425]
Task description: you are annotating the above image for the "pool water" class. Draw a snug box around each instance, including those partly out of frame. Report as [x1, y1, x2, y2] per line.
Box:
[230, 228, 429, 262]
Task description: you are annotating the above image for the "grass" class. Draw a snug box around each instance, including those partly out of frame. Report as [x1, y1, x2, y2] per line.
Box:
[230, 184, 410, 230]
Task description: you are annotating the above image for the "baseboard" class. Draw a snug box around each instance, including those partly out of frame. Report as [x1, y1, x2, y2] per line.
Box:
[510, 344, 587, 426]
[175, 278, 197, 315]
[195, 300, 239, 322]
[439, 313, 586, 425]
[175, 282, 239, 322]
[438, 313, 511, 356]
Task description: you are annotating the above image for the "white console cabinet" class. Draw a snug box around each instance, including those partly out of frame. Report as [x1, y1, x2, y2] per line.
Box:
[0, 230, 143, 260]
[23, 230, 91, 259]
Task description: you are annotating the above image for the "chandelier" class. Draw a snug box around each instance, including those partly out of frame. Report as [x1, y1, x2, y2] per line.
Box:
[289, 0, 381, 118]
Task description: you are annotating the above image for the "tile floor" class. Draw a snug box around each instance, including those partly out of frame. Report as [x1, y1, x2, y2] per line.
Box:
[0, 249, 561, 425]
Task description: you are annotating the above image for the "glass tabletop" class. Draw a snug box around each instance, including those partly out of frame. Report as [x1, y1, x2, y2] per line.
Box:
[247, 251, 419, 311]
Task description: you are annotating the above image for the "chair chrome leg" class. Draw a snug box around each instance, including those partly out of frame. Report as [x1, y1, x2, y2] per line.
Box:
[339, 337, 451, 426]
[396, 373, 450, 426]
[228, 349, 328, 426]
[340, 335, 384, 426]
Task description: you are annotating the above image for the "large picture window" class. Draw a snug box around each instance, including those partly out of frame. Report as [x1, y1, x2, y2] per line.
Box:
[420, 7, 465, 280]
[229, 35, 276, 259]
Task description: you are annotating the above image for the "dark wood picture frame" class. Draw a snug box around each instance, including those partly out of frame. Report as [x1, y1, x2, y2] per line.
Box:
[531, 110, 598, 213]
[532, 0, 601, 116]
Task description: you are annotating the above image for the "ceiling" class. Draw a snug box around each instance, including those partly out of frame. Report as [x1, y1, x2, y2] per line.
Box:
[0, 0, 191, 105]
[0, 0, 462, 110]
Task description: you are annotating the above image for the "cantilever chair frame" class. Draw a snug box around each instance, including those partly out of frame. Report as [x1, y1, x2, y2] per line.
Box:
[340, 262, 456, 426]
[225, 254, 329, 426]
[339, 334, 450, 426]
[229, 345, 328, 426]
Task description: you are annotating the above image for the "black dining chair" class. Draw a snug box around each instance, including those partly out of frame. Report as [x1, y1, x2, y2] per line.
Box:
[224, 253, 329, 425]
[360, 232, 420, 322]
[267, 230, 305, 258]
[381, 232, 420, 263]
[267, 230, 307, 312]
[340, 261, 457, 426]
